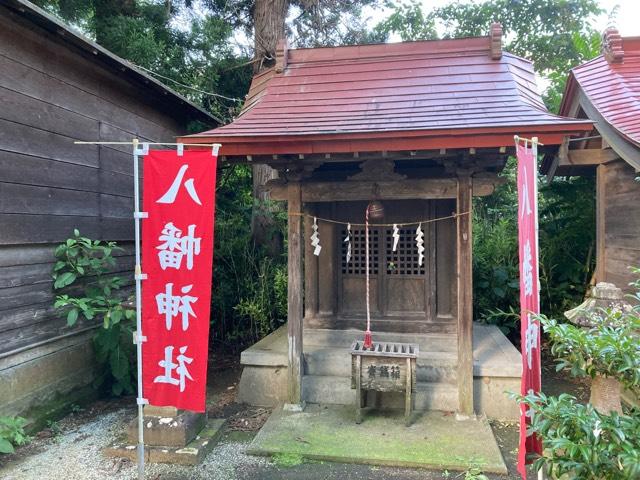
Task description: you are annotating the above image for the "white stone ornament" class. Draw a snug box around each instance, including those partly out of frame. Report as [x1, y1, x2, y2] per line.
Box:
[311, 217, 321, 256]
[344, 223, 352, 264]
[392, 223, 400, 252]
[415, 223, 425, 267]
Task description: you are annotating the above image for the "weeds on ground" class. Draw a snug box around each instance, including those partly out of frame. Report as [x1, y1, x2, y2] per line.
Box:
[271, 452, 304, 467]
[462, 467, 489, 480]
[0, 416, 30, 454]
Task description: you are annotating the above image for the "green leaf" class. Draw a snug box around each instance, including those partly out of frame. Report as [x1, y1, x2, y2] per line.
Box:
[0, 438, 14, 454]
[112, 382, 124, 396]
[110, 348, 129, 380]
[53, 272, 77, 289]
[66, 308, 79, 327]
[111, 309, 123, 325]
[73, 229, 80, 237]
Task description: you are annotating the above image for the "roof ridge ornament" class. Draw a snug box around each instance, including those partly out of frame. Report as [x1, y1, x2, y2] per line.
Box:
[602, 27, 624, 64]
[275, 38, 289, 73]
[490, 22, 502, 60]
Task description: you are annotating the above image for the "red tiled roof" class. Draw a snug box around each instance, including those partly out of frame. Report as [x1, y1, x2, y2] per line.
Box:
[186, 36, 591, 154]
[561, 37, 640, 147]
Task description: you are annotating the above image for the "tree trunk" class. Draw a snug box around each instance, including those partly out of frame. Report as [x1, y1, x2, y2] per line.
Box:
[251, 0, 288, 254]
[590, 374, 623, 414]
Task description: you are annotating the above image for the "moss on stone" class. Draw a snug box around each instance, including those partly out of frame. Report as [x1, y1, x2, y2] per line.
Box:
[22, 385, 98, 434]
[249, 405, 507, 474]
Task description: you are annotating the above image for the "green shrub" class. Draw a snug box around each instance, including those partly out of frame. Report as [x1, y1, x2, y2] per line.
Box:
[513, 271, 640, 479]
[473, 158, 595, 340]
[541, 314, 640, 393]
[52, 230, 135, 396]
[517, 392, 640, 479]
[0, 416, 30, 454]
[211, 165, 288, 348]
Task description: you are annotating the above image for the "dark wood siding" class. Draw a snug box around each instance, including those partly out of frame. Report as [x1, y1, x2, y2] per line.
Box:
[601, 159, 640, 292]
[0, 12, 192, 356]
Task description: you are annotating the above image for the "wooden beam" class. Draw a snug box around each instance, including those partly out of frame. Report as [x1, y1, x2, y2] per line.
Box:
[213, 148, 509, 166]
[266, 178, 499, 202]
[287, 182, 304, 405]
[456, 176, 474, 417]
[559, 148, 619, 166]
[595, 164, 606, 283]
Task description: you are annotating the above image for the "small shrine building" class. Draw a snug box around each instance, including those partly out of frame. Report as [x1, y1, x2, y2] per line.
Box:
[182, 25, 591, 419]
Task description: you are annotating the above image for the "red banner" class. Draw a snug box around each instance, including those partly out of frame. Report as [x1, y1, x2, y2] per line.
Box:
[141, 149, 217, 412]
[516, 142, 543, 477]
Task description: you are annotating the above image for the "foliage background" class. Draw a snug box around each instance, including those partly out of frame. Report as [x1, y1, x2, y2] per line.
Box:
[37, 0, 606, 348]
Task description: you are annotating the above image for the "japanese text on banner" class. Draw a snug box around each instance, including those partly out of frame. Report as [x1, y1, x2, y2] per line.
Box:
[516, 141, 543, 477]
[141, 150, 217, 412]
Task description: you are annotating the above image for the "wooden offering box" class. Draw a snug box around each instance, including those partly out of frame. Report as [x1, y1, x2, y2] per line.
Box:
[350, 340, 419, 426]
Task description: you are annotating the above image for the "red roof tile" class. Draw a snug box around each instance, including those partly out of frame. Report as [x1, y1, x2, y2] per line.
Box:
[561, 37, 640, 147]
[186, 36, 591, 154]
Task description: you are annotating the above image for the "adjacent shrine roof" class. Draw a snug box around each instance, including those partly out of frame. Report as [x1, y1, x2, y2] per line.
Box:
[185, 28, 591, 156]
[560, 32, 640, 148]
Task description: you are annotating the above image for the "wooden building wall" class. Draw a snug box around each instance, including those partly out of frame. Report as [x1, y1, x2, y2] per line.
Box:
[597, 159, 640, 292]
[0, 11, 200, 417]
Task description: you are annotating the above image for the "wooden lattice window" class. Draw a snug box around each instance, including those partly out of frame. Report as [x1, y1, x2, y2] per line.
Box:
[341, 228, 379, 275]
[385, 228, 426, 275]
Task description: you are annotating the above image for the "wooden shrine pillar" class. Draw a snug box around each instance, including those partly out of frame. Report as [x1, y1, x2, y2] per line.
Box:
[456, 175, 474, 416]
[287, 182, 304, 405]
[595, 164, 606, 283]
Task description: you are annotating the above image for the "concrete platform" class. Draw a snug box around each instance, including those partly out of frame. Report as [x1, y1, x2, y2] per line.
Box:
[238, 324, 522, 420]
[249, 404, 508, 474]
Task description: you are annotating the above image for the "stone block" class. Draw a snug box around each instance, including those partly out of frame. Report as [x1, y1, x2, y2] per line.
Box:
[474, 376, 520, 421]
[0, 332, 97, 419]
[237, 365, 288, 407]
[144, 405, 179, 417]
[127, 409, 206, 447]
[106, 418, 225, 466]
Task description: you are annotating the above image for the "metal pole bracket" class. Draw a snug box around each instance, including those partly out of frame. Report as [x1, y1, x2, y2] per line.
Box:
[134, 142, 149, 156]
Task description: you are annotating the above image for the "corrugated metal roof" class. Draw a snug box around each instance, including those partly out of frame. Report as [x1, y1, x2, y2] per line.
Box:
[187, 36, 590, 153]
[562, 37, 640, 147]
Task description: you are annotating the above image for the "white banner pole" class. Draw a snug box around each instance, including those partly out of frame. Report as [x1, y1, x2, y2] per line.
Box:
[132, 138, 149, 479]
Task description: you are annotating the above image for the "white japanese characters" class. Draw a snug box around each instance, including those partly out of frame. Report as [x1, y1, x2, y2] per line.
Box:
[154, 345, 194, 392]
[144, 152, 215, 405]
[156, 222, 201, 270]
[522, 239, 533, 297]
[519, 154, 539, 375]
[524, 314, 538, 370]
[156, 283, 198, 331]
[520, 165, 532, 219]
[157, 164, 202, 205]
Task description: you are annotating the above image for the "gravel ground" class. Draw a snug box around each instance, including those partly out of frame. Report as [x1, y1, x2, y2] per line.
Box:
[0, 407, 271, 480]
[0, 347, 582, 480]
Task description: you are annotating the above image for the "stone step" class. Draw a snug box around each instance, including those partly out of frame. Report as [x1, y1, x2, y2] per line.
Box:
[302, 375, 458, 412]
[304, 346, 458, 383]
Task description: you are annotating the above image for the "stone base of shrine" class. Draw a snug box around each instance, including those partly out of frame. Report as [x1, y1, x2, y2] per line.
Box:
[105, 418, 224, 465]
[238, 323, 522, 421]
[249, 404, 508, 473]
[104, 407, 225, 466]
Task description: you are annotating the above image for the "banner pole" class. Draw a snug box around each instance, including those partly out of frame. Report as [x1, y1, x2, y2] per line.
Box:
[132, 138, 147, 479]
